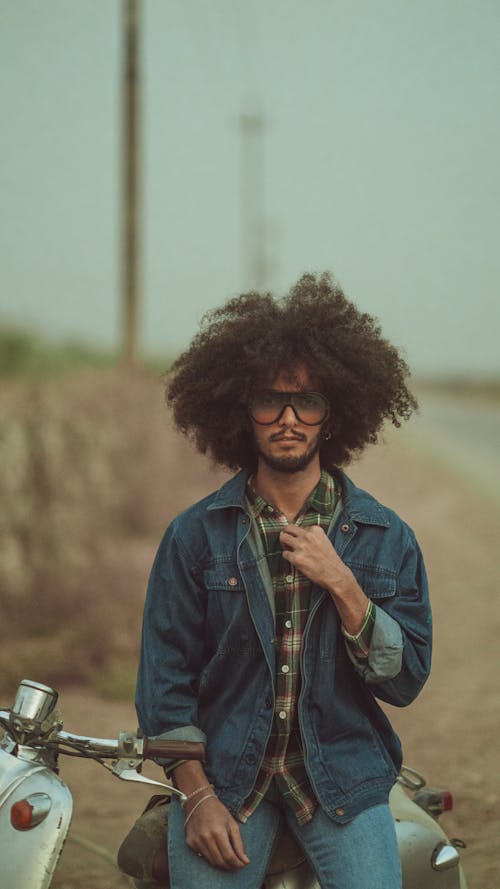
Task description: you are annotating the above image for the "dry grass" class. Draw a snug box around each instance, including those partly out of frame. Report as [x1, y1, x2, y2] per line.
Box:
[0, 368, 226, 693]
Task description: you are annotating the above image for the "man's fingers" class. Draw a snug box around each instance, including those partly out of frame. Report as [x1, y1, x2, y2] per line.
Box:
[228, 821, 250, 864]
[280, 524, 302, 538]
[191, 832, 230, 870]
[281, 524, 325, 538]
[198, 827, 248, 871]
[280, 525, 326, 545]
[212, 830, 248, 870]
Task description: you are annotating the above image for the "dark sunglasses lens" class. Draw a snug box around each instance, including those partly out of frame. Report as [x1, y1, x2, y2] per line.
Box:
[292, 393, 328, 424]
[250, 392, 287, 424]
[250, 392, 328, 425]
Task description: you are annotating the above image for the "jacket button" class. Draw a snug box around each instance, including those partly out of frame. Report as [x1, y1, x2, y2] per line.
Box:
[335, 807, 345, 816]
[341, 524, 350, 533]
[245, 753, 257, 765]
[228, 577, 238, 586]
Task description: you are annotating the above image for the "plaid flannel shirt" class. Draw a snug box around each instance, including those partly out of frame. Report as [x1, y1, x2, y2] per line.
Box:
[238, 470, 375, 825]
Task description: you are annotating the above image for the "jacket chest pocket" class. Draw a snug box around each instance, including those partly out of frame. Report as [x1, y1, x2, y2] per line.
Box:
[203, 567, 259, 659]
[203, 567, 248, 626]
[346, 563, 397, 601]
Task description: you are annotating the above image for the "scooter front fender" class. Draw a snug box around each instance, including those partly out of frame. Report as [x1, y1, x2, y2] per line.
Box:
[0, 747, 73, 889]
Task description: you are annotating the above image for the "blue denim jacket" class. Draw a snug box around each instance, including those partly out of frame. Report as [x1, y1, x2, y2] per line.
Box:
[136, 469, 432, 823]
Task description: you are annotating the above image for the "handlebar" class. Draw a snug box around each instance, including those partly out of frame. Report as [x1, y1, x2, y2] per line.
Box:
[57, 730, 123, 757]
[56, 730, 204, 761]
[142, 738, 205, 761]
[1, 715, 205, 763]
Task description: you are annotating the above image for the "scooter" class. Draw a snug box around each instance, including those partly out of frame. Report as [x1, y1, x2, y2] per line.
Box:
[0, 679, 468, 889]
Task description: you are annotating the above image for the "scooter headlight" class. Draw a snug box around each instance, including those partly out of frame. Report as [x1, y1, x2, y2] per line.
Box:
[10, 792, 52, 831]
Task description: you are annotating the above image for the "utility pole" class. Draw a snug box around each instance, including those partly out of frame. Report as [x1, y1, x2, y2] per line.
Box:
[121, 0, 141, 365]
[239, 112, 268, 291]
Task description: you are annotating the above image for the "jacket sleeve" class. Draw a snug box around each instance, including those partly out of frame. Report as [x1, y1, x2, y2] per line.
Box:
[345, 527, 432, 707]
[135, 521, 207, 747]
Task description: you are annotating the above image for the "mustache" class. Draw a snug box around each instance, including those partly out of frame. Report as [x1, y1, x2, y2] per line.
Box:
[270, 432, 307, 442]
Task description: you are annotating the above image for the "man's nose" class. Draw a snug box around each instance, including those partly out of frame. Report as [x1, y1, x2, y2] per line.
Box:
[278, 405, 298, 425]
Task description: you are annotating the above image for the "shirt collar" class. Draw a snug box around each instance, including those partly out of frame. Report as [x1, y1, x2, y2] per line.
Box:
[207, 467, 391, 529]
[245, 469, 337, 520]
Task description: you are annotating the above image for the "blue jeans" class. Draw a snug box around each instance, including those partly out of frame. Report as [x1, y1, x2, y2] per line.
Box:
[167, 788, 402, 889]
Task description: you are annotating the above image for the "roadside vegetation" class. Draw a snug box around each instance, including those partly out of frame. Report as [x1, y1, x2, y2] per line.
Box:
[0, 326, 118, 378]
[0, 325, 216, 695]
[415, 374, 500, 403]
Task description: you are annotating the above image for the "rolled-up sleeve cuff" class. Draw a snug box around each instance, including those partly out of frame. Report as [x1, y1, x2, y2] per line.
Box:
[149, 725, 207, 744]
[345, 605, 403, 682]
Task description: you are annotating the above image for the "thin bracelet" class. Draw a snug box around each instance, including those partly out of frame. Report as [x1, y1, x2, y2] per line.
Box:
[342, 600, 374, 641]
[184, 793, 217, 827]
[181, 783, 214, 809]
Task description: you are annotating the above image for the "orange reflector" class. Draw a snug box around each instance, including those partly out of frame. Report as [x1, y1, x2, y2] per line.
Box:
[10, 799, 34, 830]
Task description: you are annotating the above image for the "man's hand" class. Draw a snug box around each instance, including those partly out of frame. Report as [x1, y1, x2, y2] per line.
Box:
[279, 524, 369, 635]
[172, 761, 250, 871]
[184, 795, 250, 871]
[279, 524, 352, 592]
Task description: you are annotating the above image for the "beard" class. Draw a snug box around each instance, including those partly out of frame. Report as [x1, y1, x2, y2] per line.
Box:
[254, 433, 321, 474]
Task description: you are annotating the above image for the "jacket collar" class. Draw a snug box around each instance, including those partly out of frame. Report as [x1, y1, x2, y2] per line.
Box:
[206, 470, 250, 511]
[207, 467, 391, 528]
[336, 469, 391, 528]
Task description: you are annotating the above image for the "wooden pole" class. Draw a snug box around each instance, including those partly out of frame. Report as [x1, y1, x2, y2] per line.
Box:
[121, 0, 140, 364]
[240, 112, 267, 291]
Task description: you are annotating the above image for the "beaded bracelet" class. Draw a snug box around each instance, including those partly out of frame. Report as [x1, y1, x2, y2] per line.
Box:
[180, 782, 214, 809]
[184, 793, 217, 827]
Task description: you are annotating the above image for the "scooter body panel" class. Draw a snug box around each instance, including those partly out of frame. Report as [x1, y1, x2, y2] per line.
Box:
[391, 783, 466, 889]
[0, 747, 73, 889]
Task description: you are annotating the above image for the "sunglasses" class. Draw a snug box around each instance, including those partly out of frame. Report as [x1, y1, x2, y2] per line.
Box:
[249, 390, 330, 426]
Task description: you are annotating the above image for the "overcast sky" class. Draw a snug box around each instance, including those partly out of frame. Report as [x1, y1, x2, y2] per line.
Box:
[1, 1, 499, 374]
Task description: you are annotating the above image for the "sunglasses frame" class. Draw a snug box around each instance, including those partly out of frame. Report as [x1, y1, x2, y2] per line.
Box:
[248, 390, 330, 426]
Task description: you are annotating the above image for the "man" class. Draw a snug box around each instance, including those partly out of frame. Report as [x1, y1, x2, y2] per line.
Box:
[136, 272, 432, 889]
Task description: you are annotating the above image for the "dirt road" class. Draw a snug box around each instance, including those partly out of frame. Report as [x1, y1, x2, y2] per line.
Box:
[46, 432, 500, 888]
[409, 391, 500, 506]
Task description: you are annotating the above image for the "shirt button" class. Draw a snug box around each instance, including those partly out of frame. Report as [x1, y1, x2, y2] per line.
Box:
[285, 619, 292, 629]
[341, 524, 350, 533]
[267, 506, 274, 514]
[281, 665, 290, 673]
[286, 574, 294, 583]
[278, 710, 287, 720]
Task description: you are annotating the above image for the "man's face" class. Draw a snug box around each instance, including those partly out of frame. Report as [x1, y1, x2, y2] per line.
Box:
[250, 365, 327, 474]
